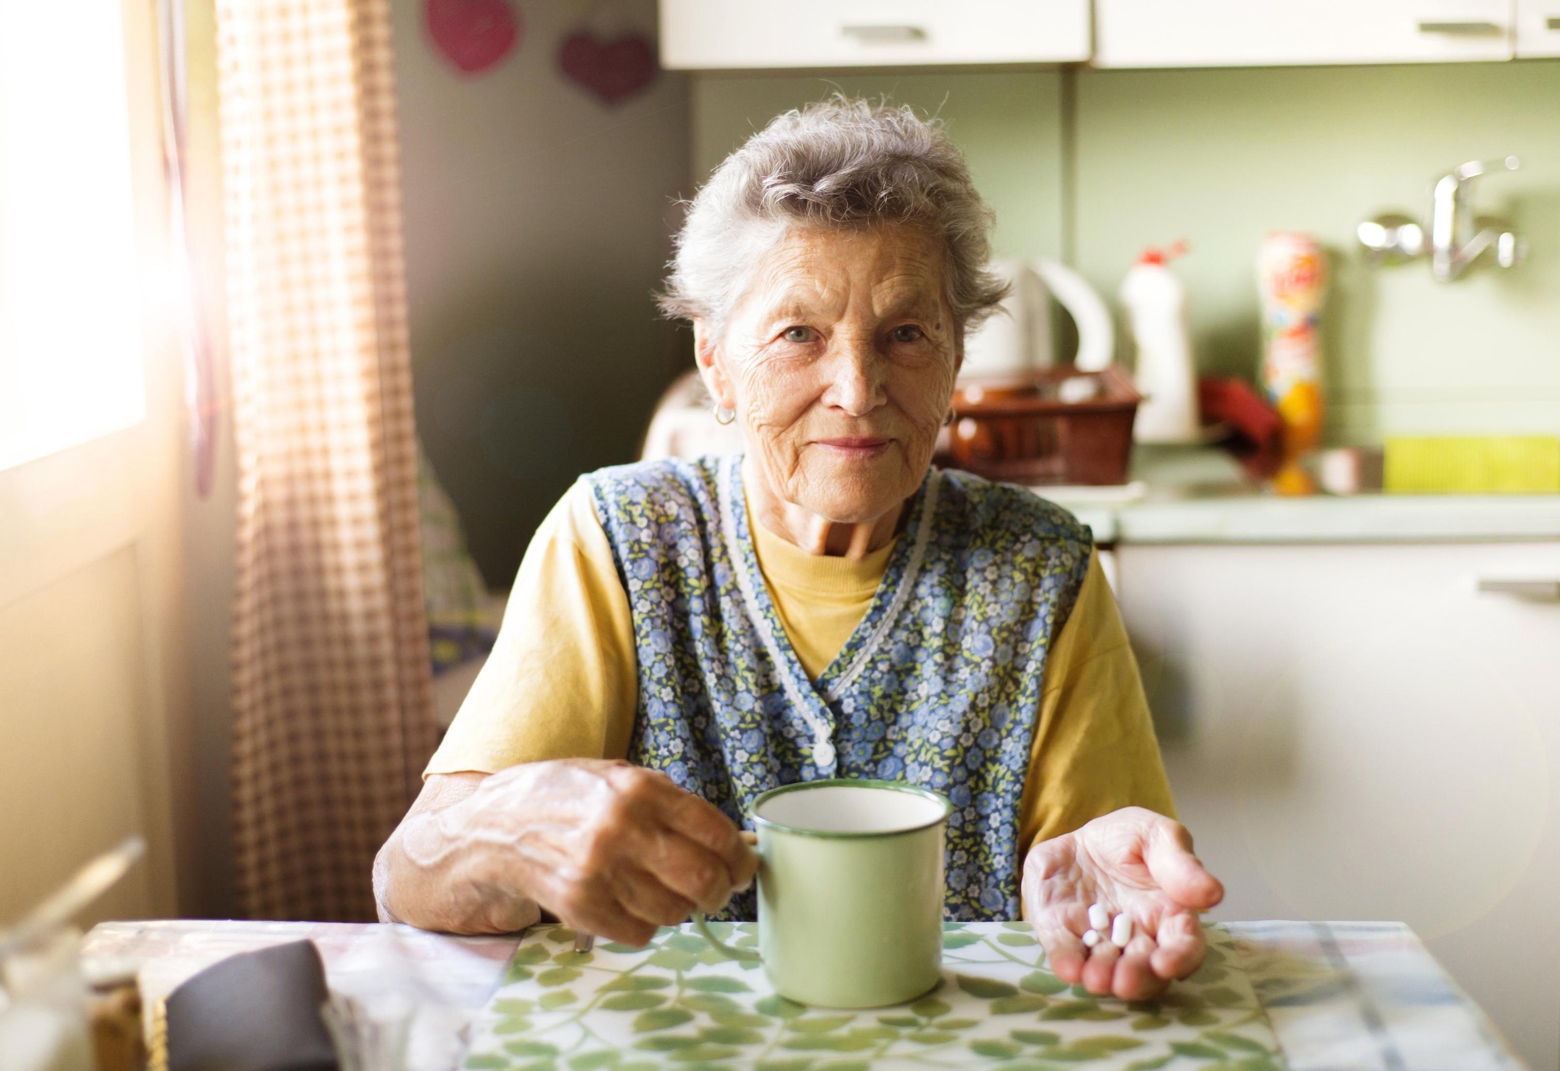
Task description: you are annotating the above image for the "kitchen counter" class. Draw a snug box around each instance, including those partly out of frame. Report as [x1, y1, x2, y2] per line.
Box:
[1037, 445, 1560, 545]
[644, 373, 1560, 546]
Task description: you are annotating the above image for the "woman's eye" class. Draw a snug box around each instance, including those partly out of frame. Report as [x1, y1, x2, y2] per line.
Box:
[890, 324, 925, 343]
[782, 326, 817, 343]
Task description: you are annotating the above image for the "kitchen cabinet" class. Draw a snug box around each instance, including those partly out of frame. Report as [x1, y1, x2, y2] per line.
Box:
[1516, 0, 1560, 55]
[657, 0, 1090, 70]
[1093, 0, 1514, 67]
[1114, 540, 1559, 1070]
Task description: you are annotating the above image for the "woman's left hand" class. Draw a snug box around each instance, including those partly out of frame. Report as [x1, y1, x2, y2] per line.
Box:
[1022, 806, 1225, 1001]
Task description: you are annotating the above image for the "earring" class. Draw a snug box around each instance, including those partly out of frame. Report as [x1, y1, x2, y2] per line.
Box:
[714, 404, 737, 426]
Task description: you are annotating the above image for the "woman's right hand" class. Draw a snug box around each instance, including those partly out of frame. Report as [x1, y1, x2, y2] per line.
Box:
[379, 759, 758, 944]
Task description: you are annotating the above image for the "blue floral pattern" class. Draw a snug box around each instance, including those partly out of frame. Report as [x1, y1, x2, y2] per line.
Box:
[588, 456, 1091, 920]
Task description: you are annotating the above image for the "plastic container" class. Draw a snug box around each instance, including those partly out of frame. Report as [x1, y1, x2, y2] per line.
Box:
[1256, 232, 1326, 495]
[946, 366, 1142, 485]
[1121, 244, 1200, 444]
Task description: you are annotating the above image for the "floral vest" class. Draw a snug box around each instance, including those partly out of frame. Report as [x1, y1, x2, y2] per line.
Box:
[587, 455, 1091, 920]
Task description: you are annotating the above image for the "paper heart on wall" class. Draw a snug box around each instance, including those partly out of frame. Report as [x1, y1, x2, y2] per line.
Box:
[558, 31, 658, 105]
[426, 0, 520, 75]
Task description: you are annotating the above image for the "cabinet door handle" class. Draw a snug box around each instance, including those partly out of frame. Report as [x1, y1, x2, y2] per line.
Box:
[1475, 577, 1560, 600]
[840, 24, 927, 44]
[1416, 19, 1504, 34]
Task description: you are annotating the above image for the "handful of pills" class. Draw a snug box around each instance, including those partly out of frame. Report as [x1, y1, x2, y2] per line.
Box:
[1082, 901, 1132, 952]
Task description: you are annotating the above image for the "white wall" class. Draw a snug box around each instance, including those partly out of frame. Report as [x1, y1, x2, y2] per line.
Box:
[394, 0, 692, 586]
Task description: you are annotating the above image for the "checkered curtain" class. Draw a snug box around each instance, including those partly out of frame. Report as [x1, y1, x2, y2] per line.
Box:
[219, 0, 438, 921]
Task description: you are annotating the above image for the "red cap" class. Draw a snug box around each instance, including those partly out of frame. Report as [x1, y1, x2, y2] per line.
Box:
[1137, 240, 1189, 266]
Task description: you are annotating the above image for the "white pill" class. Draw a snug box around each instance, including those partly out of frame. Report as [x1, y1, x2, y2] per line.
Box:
[1082, 929, 1102, 949]
[1087, 902, 1110, 931]
[1110, 913, 1133, 948]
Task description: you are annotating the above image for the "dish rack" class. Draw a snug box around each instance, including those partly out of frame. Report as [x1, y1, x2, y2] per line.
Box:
[945, 365, 1142, 486]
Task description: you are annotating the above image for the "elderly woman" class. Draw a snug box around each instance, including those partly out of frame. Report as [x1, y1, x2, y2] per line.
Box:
[376, 98, 1223, 1001]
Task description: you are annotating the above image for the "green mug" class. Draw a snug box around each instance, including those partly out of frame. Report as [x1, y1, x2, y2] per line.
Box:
[694, 779, 953, 1008]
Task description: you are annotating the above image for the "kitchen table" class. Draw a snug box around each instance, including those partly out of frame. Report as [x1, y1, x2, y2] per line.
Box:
[80, 918, 1522, 1070]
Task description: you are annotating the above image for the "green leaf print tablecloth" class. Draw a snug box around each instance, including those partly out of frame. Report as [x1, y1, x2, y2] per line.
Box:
[462, 921, 1282, 1070]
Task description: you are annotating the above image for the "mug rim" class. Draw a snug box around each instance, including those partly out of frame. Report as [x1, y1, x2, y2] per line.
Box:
[748, 779, 953, 840]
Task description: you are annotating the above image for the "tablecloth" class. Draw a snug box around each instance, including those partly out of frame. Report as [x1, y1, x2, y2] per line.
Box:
[79, 918, 1523, 1071]
[461, 921, 1279, 1069]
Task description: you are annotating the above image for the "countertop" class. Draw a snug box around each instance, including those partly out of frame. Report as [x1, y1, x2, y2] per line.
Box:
[1037, 446, 1560, 545]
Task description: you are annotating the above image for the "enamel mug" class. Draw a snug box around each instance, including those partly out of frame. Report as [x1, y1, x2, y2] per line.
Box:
[695, 779, 953, 1008]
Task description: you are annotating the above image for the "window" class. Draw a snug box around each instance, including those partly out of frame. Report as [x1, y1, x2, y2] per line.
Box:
[0, 1, 148, 471]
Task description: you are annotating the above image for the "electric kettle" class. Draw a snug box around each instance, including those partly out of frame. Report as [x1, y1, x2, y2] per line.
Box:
[960, 258, 1114, 379]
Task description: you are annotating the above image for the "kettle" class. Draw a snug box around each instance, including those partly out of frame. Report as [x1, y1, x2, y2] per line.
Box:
[960, 258, 1114, 380]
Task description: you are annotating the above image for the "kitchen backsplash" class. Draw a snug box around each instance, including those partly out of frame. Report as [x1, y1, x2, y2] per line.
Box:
[691, 61, 1560, 445]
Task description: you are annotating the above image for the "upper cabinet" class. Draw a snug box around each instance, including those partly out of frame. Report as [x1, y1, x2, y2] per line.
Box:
[1093, 0, 1515, 67]
[1516, 0, 1560, 56]
[657, 0, 1091, 70]
[660, 1, 1560, 71]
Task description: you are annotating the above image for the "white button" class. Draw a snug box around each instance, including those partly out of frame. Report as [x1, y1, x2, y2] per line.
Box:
[812, 740, 836, 767]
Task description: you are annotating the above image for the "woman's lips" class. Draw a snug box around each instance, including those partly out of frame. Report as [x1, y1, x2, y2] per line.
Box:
[816, 437, 893, 457]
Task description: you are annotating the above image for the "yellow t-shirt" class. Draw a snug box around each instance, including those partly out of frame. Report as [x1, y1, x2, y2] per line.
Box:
[427, 478, 1175, 855]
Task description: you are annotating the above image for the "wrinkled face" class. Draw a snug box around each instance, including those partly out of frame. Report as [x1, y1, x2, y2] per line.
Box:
[697, 224, 960, 525]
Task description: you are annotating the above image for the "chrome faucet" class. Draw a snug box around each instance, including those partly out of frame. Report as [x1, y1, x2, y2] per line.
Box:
[1357, 156, 1526, 282]
[1430, 156, 1523, 282]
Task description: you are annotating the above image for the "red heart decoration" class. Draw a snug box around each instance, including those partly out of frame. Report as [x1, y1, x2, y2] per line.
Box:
[558, 32, 658, 106]
[426, 0, 519, 75]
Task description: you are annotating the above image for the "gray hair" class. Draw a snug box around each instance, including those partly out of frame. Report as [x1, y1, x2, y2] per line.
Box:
[658, 96, 1007, 335]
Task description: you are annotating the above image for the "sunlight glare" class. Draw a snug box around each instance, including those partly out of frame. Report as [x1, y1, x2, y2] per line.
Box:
[0, 1, 147, 471]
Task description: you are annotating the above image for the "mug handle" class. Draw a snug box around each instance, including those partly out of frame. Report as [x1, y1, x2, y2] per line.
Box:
[691, 913, 762, 964]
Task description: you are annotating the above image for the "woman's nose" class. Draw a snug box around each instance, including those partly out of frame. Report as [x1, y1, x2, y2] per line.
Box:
[823, 336, 886, 415]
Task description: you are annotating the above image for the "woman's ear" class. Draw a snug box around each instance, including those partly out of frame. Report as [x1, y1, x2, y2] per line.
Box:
[692, 319, 735, 409]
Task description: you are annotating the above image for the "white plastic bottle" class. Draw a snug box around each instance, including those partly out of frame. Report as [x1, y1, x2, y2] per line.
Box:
[1121, 245, 1200, 444]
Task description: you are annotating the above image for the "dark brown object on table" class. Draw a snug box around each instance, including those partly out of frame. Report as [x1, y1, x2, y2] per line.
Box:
[164, 940, 337, 1071]
[946, 366, 1142, 485]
